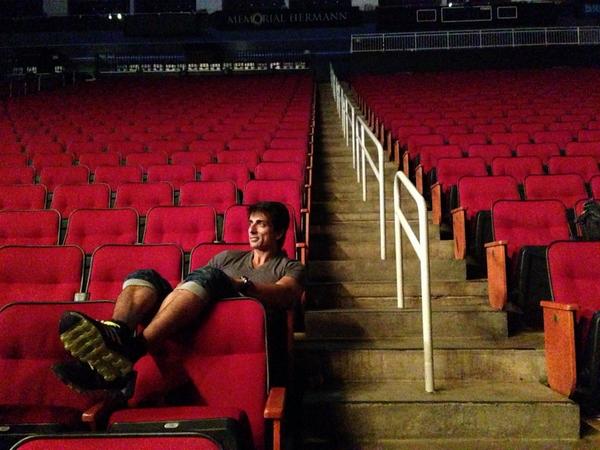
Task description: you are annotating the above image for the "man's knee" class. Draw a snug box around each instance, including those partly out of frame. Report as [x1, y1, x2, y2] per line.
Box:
[123, 269, 173, 300]
[181, 266, 238, 300]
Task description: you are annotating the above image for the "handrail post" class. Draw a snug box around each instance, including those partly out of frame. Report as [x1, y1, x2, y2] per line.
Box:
[393, 171, 435, 393]
[378, 140, 386, 260]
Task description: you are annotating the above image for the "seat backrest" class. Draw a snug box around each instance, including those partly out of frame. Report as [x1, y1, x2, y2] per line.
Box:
[11, 434, 220, 450]
[489, 132, 530, 151]
[125, 152, 169, 171]
[216, 150, 259, 172]
[107, 141, 145, 157]
[188, 140, 225, 156]
[491, 199, 571, 261]
[406, 134, 445, 154]
[417, 145, 462, 173]
[171, 151, 213, 169]
[447, 133, 487, 152]
[269, 137, 307, 151]
[125, 299, 267, 450]
[146, 140, 187, 155]
[254, 161, 305, 183]
[578, 129, 600, 143]
[0, 245, 84, 306]
[26, 141, 63, 155]
[515, 143, 561, 165]
[146, 164, 196, 190]
[591, 175, 600, 199]
[491, 156, 544, 184]
[547, 156, 599, 183]
[458, 175, 520, 221]
[466, 144, 512, 166]
[50, 183, 111, 218]
[0, 209, 60, 246]
[524, 174, 588, 210]
[114, 182, 174, 216]
[548, 241, 600, 312]
[0, 184, 47, 210]
[143, 206, 216, 252]
[0, 154, 28, 168]
[66, 140, 105, 157]
[179, 181, 237, 215]
[435, 157, 487, 192]
[0, 301, 114, 415]
[78, 152, 121, 172]
[227, 138, 266, 156]
[532, 130, 573, 149]
[0, 167, 35, 185]
[39, 166, 90, 192]
[64, 208, 139, 254]
[565, 142, 600, 160]
[87, 244, 183, 300]
[32, 153, 74, 172]
[261, 149, 307, 163]
[200, 163, 250, 191]
[94, 166, 143, 191]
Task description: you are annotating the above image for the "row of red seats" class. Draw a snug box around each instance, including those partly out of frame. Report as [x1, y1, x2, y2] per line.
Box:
[0, 298, 280, 450]
[0, 202, 301, 259]
[0, 159, 308, 190]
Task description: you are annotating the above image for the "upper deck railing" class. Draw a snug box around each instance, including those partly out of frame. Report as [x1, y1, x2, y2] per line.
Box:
[351, 26, 600, 52]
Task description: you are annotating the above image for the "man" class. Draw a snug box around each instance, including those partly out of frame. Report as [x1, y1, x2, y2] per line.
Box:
[54, 201, 305, 395]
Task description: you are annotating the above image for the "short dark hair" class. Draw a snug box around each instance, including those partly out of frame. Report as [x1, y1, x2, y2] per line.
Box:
[247, 201, 290, 250]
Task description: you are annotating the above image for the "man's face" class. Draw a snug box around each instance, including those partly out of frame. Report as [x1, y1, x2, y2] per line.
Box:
[248, 211, 281, 251]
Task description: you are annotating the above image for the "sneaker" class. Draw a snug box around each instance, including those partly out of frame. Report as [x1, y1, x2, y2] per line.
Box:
[52, 360, 136, 398]
[58, 311, 146, 382]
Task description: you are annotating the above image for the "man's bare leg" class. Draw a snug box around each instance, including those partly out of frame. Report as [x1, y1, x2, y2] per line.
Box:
[141, 288, 211, 349]
[112, 285, 160, 330]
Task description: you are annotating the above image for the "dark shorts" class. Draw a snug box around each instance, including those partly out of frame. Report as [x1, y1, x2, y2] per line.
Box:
[125, 266, 239, 301]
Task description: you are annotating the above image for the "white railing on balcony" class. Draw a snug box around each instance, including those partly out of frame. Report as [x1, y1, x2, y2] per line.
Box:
[330, 64, 386, 260]
[351, 26, 600, 53]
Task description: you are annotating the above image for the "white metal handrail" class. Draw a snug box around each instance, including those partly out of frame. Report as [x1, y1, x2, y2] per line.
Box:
[330, 64, 386, 259]
[351, 26, 600, 53]
[394, 171, 434, 393]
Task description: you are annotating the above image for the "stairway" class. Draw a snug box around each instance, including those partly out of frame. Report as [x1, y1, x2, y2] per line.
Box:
[295, 83, 581, 449]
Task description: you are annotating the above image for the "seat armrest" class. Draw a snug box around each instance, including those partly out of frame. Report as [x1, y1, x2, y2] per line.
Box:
[541, 300, 578, 396]
[265, 387, 286, 450]
[486, 240, 508, 310]
[403, 151, 411, 176]
[82, 397, 124, 431]
[451, 207, 466, 260]
[431, 182, 442, 225]
[414, 163, 424, 193]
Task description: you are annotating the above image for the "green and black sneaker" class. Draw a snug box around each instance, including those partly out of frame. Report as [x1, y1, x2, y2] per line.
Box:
[58, 311, 146, 382]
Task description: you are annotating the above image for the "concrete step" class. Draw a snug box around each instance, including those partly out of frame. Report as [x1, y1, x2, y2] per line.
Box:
[301, 381, 579, 444]
[308, 237, 453, 260]
[307, 280, 488, 302]
[309, 294, 488, 310]
[297, 335, 546, 383]
[308, 258, 466, 282]
[303, 305, 506, 339]
[309, 219, 437, 242]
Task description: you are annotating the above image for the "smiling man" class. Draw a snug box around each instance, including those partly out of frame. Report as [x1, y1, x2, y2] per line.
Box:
[53, 201, 305, 394]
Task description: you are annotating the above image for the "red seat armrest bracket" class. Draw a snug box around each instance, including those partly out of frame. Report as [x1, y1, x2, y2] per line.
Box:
[265, 387, 286, 450]
[541, 300, 579, 397]
[486, 240, 508, 310]
[451, 207, 466, 260]
[431, 182, 442, 225]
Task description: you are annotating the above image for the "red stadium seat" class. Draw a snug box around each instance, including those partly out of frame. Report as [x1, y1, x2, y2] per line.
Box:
[200, 163, 250, 191]
[216, 150, 259, 172]
[0, 154, 28, 168]
[486, 200, 571, 319]
[524, 174, 588, 210]
[0, 245, 84, 306]
[0, 167, 35, 185]
[143, 206, 216, 252]
[146, 164, 196, 190]
[94, 166, 143, 191]
[491, 156, 544, 185]
[0, 301, 116, 447]
[179, 181, 237, 215]
[107, 299, 283, 450]
[0, 185, 47, 210]
[51, 184, 111, 218]
[515, 143, 561, 165]
[547, 156, 600, 183]
[114, 182, 174, 216]
[39, 166, 89, 192]
[125, 152, 169, 171]
[171, 151, 213, 169]
[78, 153, 121, 172]
[86, 244, 183, 301]
[466, 144, 512, 167]
[64, 208, 139, 254]
[0, 209, 60, 245]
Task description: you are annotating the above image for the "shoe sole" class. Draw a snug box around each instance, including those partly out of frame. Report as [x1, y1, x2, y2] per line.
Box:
[59, 312, 133, 382]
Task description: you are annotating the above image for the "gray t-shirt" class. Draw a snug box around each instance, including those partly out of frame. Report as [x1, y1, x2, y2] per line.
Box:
[208, 250, 306, 286]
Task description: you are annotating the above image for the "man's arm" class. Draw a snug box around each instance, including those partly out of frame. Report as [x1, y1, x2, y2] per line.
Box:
[233, 276, 303, 310]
